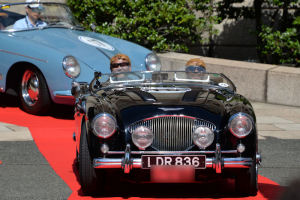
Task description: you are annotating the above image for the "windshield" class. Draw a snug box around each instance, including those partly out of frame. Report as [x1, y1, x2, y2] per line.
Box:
[0, 3, 82, 31]
[92, 71, 236, 92]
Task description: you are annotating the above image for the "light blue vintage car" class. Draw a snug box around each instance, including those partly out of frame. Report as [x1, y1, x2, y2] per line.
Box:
[0, 2, 161, 114]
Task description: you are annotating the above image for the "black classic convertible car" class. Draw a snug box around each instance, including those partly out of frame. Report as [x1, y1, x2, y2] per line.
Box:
[72, 70, 261, 196]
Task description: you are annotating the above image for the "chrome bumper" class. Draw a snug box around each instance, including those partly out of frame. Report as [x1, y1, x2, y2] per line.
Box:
[93, 144, 261, 174]
[94, 157, 253, 169]
[53, 90, 75, 105]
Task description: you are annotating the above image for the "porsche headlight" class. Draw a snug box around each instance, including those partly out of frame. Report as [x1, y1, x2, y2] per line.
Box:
[132, 126, 153, 150]
[228, 112, 253, 138]
[193, 126, 214, 149]
[92, 113, 116, 138]
[62, 56, 81, 79]
[145, 53, 162, 71]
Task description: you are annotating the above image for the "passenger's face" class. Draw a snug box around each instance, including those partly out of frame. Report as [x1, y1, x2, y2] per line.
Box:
[111, 59, 131, 79]
[111, 59, 131, 73]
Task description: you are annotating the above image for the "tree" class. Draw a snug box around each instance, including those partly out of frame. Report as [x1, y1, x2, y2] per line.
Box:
[67, 0, 219, 53]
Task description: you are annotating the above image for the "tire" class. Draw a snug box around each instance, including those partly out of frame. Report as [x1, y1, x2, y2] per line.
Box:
[79, 123, 100, 195]
[19, 68, 51, 115]
[235, 160, 258, 196]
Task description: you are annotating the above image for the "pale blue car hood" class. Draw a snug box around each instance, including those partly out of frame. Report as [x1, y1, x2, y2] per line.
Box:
[14, 28, 151, 73]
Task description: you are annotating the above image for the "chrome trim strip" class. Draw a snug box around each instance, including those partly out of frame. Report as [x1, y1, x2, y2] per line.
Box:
[106, 150, 237, 155]
[0, 49, 48, 63]
[93, 157, 252, 169]
[174, 73, 210, 82]
[141, 87, 191, 93]
[53, 90, 72, 97]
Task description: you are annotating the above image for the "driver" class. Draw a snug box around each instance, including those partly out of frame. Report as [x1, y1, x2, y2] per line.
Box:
[110, 53, 132, 80]
[13, 0, 47, 30]
[185, 58, 206, 79]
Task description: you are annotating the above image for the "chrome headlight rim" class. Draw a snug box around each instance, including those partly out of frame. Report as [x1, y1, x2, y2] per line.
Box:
[145, 52, 162, 71]
[62, 55, 81, 79]
[228, 112, 254, 138]
[193, 126, 215, 149]
[91, 113, 117, 139]
[132, 126, 154, 150]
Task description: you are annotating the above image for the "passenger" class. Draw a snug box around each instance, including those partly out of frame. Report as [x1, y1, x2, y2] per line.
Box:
[110, 53, 132, 80]
[0, 12, 8, 30]
[185, 58, 206, 80]
[13, 0, 47, 30]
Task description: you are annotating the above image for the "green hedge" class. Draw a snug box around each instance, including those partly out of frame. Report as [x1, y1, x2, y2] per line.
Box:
[67, 0, 217, 53]
[259, 23, 300, 66]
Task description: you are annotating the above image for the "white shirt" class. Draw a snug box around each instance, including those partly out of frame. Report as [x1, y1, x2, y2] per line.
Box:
[13, 15, 47, 30]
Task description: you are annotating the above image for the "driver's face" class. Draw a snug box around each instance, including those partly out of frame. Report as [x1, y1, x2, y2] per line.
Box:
[26, 7, 41, 22]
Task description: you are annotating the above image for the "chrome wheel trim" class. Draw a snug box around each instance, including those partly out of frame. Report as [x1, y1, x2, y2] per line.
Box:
[21, 70, 40, 107]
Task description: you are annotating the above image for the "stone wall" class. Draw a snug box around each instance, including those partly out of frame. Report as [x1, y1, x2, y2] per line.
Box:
[158, 52, 300, 107]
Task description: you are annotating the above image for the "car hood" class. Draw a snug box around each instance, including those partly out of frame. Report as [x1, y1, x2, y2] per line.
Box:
[13, 28, 139, 73]
[91, 88, 236, 127]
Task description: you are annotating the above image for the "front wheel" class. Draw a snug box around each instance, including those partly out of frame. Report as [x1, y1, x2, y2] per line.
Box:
[79, 123, 102, 195]
[235, 160, 258, 196]
[19, 68, 51, 115]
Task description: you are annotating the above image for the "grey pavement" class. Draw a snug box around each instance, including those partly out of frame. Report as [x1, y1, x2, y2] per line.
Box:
[0, 101, 300, 199]
[252, 102, 300, 187]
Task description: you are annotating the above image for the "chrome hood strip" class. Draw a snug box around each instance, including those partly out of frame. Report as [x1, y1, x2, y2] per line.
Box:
[0, 49, 48, 63]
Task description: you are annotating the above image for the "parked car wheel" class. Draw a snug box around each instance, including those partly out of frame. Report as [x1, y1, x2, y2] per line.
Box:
[19, 68, 51, 115]
[79, 123, 100, 195]
[235, 159, 258, 196]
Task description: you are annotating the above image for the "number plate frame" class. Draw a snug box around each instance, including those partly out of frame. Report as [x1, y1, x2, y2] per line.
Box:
[141, 155, 206, 169]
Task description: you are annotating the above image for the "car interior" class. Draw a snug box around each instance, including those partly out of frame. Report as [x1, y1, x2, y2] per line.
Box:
[0, 9, 24, 30]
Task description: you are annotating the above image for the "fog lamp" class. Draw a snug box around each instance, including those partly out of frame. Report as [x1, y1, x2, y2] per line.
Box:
[132, 126, 153, 150]
[193, 126, 214, 149]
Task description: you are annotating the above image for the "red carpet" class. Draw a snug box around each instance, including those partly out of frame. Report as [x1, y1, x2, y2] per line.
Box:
[0, 107, 283, 200]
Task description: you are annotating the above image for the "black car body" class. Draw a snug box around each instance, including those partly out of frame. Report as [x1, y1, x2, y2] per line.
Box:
[73, 71, 261, 196]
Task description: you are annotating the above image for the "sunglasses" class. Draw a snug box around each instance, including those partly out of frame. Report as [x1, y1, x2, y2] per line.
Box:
[111, 62, 129, 69]
[185, 66, 206, 72]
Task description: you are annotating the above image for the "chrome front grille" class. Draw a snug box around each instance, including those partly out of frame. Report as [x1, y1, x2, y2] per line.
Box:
[128, 115, 216, 151]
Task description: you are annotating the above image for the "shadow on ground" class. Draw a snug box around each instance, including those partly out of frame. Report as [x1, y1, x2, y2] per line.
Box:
[71, 159, 284, 199]
[0, 93, 74, 119]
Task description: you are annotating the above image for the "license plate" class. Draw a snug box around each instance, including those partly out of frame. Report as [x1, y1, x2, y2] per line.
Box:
[141, 155, 206, 169]
[151, 165, 195, 183]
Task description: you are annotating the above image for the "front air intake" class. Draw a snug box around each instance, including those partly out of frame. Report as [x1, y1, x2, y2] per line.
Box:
[128, 115, 216, 151]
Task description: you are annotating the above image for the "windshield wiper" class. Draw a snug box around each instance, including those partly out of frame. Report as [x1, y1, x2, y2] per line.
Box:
[42, 22, 84, 30]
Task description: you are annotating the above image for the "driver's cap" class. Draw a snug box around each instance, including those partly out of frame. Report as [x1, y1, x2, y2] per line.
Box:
[26, 0, 41, 8]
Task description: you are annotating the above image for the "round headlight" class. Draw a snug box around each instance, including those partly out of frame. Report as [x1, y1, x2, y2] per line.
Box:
[62, 56, 81, 79]
[145, 53, 162, 71]
[92, 113, 116, 138]
[132, 126, 153, 150]
[193, 126, 214, 149]
[228, 113, 253, 138]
